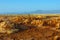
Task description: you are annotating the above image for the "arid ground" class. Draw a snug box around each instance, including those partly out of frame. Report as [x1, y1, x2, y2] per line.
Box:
[0, 14, 60, 40]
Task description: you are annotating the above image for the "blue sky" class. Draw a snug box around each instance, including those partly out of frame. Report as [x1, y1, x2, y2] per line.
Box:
[0, 0, 60, 13]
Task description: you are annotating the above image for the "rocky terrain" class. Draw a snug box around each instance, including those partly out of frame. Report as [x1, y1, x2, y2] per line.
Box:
[0, 14, 60, 40]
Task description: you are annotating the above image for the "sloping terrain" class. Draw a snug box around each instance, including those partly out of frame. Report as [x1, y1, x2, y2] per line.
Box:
[0, 14, 60, 40]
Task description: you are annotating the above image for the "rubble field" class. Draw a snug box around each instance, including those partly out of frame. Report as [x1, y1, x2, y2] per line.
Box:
[0, 14, 60, 40]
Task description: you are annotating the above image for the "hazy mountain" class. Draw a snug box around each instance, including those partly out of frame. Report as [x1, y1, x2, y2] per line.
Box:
[29, 10, 60, 14]
[0, 10, 60, 14]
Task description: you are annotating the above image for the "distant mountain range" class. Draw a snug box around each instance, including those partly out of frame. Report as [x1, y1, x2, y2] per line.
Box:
[23, 10, 60, 14]
[0, 10, 60, 14]
[27, 10, 60, 14]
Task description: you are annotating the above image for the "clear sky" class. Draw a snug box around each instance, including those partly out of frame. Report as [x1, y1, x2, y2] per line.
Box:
[0, 0, 60, 13]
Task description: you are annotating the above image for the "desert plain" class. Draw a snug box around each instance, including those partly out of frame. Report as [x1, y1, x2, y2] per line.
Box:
[0, 14, 60, 40]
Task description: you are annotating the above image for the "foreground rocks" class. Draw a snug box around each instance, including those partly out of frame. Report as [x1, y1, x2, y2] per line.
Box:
[0, 15, 60, 40]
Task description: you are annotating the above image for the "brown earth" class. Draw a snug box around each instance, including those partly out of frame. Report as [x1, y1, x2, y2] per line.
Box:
[0, 15, 60, 40]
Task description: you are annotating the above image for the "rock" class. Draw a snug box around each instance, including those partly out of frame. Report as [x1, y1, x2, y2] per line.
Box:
[0, 21, 19, 34]
[54, 36, 60, 40]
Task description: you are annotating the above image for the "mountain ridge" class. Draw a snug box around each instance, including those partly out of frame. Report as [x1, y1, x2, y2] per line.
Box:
[29, 10, 60, 14]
